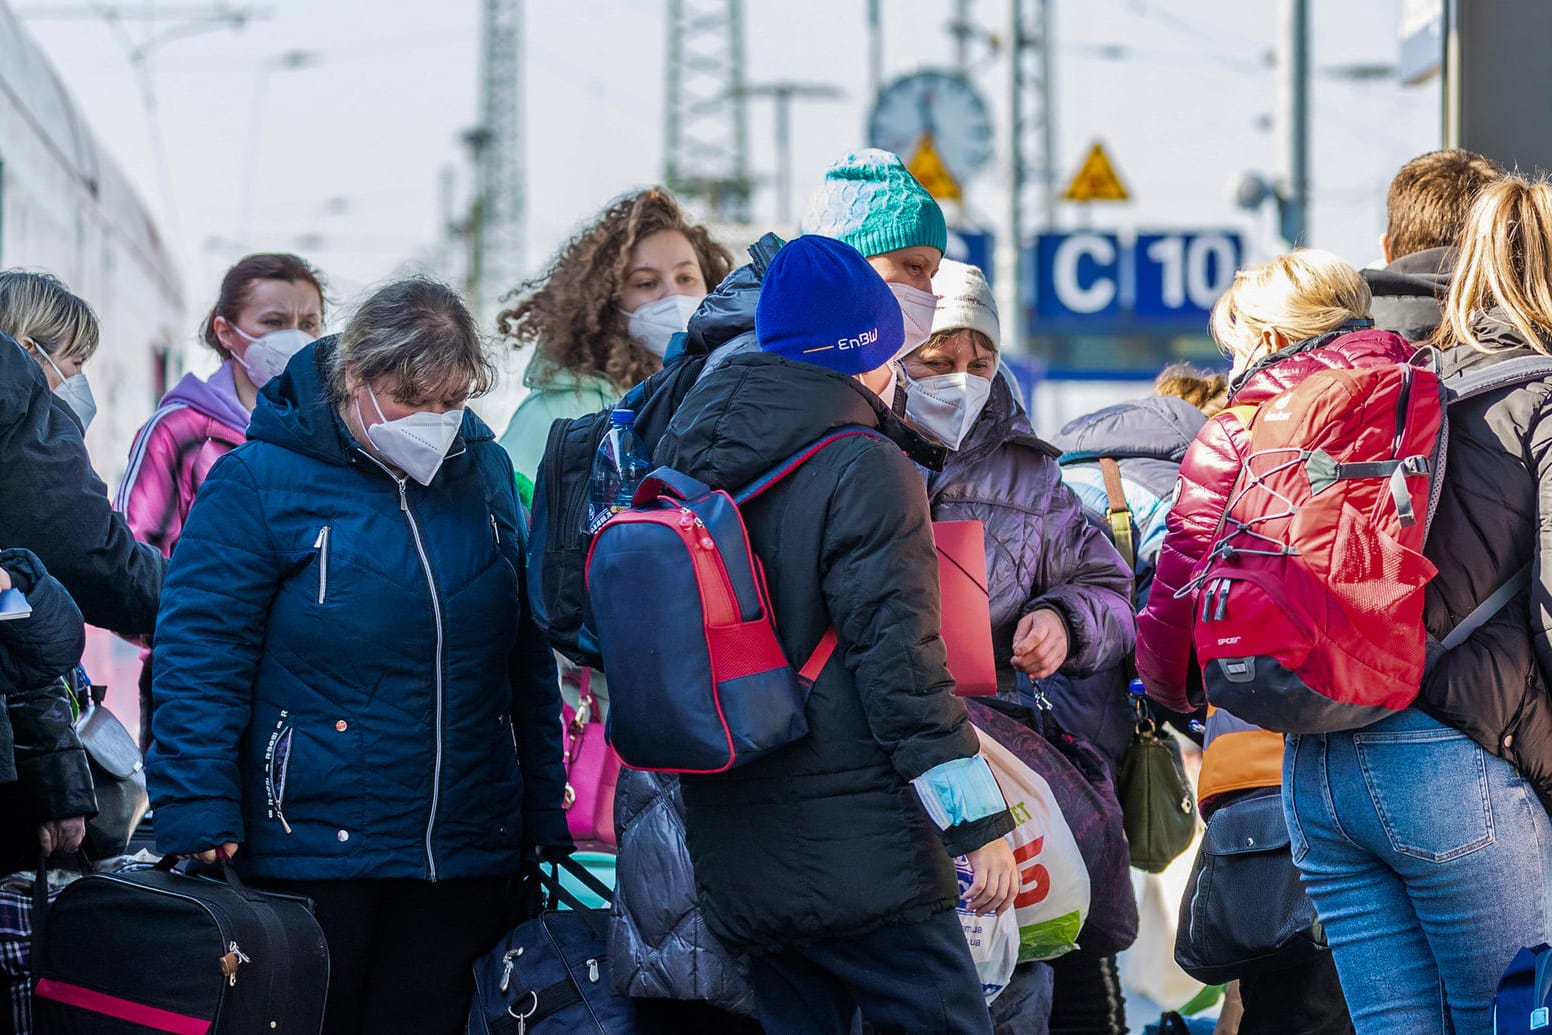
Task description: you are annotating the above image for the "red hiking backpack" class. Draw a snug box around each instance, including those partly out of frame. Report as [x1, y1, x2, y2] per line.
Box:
[1187, 353, 1552, 733]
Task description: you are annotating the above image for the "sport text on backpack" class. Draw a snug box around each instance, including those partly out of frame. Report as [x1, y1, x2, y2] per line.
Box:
[585, 426, 886, 773]
[1185, 353, 1552, 734]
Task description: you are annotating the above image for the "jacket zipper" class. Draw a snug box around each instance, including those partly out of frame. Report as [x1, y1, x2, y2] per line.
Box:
[357, 450, 446, 881]
[313, 526, 332, 604]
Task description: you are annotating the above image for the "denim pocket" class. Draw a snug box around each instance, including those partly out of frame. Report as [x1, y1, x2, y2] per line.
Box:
[1282, 735, 1310, 865]
[1353, 727, 1494, 863]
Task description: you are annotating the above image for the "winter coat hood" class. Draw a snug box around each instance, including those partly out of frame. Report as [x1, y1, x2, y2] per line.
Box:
[248, 336, 493, 470]
[1053, 394, 1207, 466]
[161, 361, 250, 435]
[1363, 247, 1455, 343]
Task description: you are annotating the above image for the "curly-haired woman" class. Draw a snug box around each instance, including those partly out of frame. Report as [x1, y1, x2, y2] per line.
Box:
[496, 188, 733, 506]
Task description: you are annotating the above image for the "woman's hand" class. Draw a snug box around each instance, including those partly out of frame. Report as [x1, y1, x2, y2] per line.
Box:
[1011, 608, 1069, 679]
[37, 817, 86, 856]
[963, 837, 1019, 916]
[182, 842, 240, 865]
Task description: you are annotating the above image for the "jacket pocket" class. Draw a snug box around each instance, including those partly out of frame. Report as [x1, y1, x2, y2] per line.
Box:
[313, 526, 331, 604]
[262, 714, 295, 834]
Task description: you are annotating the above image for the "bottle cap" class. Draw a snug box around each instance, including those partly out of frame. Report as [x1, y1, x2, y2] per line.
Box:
[1128, 677, 1146, 697]
[611, 408, 635, 425]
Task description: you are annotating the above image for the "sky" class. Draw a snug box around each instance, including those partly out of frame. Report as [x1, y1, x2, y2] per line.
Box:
[19, 0, 1439, 421]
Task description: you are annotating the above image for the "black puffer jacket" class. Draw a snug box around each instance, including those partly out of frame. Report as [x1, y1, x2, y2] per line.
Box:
[0, 336, 164, 635]
[1423, 322, 1552, 807]
[0, 548, 95, 830]
[654, 353, 1013, 952]
[610, 768, 756, 1015]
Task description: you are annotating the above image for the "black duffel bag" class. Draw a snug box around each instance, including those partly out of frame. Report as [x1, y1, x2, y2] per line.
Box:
[1173, 787, 1329, 984]
[468, 855, 644, 1034]
[32, 855, 328, 1033]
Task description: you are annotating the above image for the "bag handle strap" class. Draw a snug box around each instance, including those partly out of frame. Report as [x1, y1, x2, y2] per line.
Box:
[1098, 458, 1137, 574]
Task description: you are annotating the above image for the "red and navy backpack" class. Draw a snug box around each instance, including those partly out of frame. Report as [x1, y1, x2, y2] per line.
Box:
[585, 426, 886, 773]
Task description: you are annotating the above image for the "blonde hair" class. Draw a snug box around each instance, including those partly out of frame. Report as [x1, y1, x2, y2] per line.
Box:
[1435, 176, 1552, 355]
[0, 270, 100, 361]
[1209, 249, 1371, 367]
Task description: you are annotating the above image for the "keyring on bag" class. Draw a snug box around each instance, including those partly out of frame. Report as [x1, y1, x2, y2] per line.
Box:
[506, 990, 538, 1020]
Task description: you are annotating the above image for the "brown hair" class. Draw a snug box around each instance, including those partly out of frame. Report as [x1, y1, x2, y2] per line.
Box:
[325, 278, 497, 404]
[201, 253, 327, 360]
[497, 188, 734, 393]
[1386, 149, 1504, 260]
[1154, 362, 1229, 417]
[1435, 176, 1552, 357]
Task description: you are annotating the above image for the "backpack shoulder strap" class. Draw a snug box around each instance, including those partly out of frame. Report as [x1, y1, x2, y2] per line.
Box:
[1445, 356, 1552, 406]
[733, 425, 890, 504]
[734, 425, 889, 686]
[1098, 458, 1136, 573]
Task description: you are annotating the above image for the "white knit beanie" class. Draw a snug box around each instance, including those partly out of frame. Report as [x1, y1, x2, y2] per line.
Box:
[929, 259, 1000, 352]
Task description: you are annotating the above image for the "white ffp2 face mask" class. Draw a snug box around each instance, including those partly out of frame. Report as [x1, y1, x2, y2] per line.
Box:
[356, 386, 464, 486]
[35, 345, 97, 431]
[232, 326, 314, 389]
[903, 370, 993, 450]
[622, 294, 702, 358]
[888, 283, 938, 358]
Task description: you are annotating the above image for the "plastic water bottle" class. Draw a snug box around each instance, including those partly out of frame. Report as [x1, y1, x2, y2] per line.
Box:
[586, 408, 652, 534]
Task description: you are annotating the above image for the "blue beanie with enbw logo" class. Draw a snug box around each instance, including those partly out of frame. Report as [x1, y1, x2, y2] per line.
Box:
[755, 235, 905, 375]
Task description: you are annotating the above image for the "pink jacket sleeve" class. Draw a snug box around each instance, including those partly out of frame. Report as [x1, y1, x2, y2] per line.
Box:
[116, 413, 187, 560]
[1134, 411, 1249, 712]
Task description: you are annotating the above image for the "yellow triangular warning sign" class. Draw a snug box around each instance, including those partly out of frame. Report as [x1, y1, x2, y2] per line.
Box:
[907, 132, 962, 201]
[1063, 142, 1130, 202]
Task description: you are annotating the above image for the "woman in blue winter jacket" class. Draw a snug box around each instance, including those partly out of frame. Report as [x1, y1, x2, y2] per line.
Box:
[147, 278, 570, 1035]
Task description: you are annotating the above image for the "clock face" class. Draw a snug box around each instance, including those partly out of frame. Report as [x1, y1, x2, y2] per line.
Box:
[867, 70, 994, 180]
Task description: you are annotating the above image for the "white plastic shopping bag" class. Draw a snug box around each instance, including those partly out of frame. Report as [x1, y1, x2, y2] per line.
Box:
[975, 727, 1091, 962]
[955, 857, 1021, 1003]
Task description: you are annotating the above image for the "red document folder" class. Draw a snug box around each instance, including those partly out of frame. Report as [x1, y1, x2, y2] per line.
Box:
[933, 520, 998, 697]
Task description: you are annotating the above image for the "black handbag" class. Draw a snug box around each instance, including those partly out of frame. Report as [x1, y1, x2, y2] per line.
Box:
[69, 677, 148, 861]
[1117, 696, 1198, 873]
[468, 856, 645, 1034]
[32, 855, 329, 1033]
[1173, 787, 1327, 984]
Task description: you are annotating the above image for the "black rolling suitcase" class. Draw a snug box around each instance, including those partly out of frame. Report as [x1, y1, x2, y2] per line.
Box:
[31, 856, 329, 1033]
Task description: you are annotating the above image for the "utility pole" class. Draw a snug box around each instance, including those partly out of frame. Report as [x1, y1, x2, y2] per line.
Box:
[474, 0, 526, 326]
[1278, 0, 1309, 246]
[950, 0, 973, 74]
[664, 0, 751, 224]
[1004, 0, 1057, 354]
[740, 82, 843, 227]
[867, 0, 883, 99]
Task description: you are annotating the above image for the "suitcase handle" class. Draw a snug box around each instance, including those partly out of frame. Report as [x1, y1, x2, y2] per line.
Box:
[154, 849, 268, 903]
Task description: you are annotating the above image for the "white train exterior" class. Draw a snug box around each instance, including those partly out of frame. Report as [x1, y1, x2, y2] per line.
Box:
[0, 1, 185, 488]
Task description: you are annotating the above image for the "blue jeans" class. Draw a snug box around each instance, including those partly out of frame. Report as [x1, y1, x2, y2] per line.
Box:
[1283, 707, 1552, 1034]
